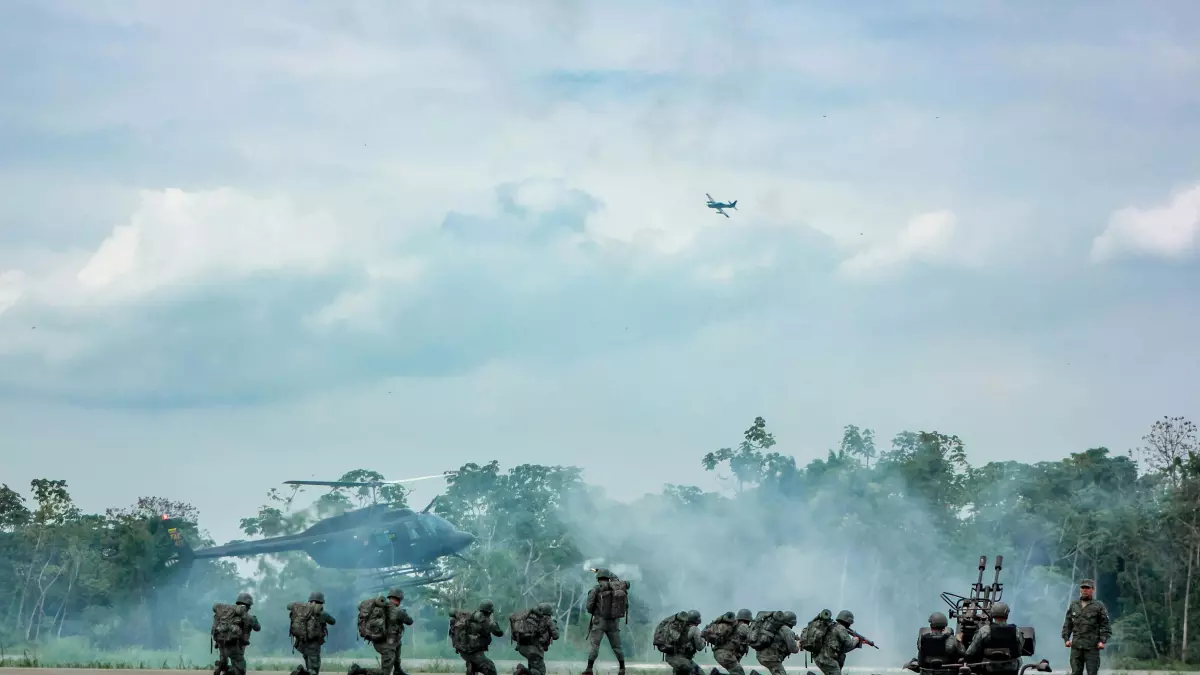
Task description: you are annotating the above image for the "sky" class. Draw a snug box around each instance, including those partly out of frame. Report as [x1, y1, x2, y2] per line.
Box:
[2, 0, 1199, 545]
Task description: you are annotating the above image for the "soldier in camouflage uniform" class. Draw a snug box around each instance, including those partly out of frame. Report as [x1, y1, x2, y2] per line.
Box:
[583, 569, 627, 675]
[812, 610, 862, 675]
[962, 602, 1021, 675]
[710, 609, 753, 675]
[293, 591, 337, 675]
[663, 610, 706, 675]
[905, 612, 963, 672]
[350, 588, 414, 675]
[1061, 579, 1111, 675]
[754, 611, 799, 675]
[216, 593, 261, 675]
[458, 600, 505, 675]
[514, 603, 560, 675]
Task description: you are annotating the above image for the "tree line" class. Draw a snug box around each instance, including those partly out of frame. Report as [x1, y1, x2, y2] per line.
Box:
[1, 415, 1197, 667]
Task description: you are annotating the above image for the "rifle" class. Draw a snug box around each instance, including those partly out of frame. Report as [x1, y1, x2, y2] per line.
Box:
[848, 628, 879, 649]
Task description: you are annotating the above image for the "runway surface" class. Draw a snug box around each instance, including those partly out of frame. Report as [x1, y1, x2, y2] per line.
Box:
[1, 667, 1167, 675]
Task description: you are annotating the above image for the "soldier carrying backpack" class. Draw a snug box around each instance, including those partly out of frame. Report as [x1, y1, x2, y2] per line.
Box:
[705, 609, 754, 675]
[811, 610, 865, 675]
[582, 568, 630, 675]
[510, 603, 560, 675]
[749, 611, 799, 675]
[288, 591, 337, 675]
[212, 593, 261, 675]
[449, 600, 505, 675]
[348, 588, 414, 675]
[654, 610, 706, 675]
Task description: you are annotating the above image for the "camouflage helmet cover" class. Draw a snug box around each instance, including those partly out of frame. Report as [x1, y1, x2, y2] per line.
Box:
[387, 587, 405, 601]
[736, 609, 753, 622]
[309, 591, 325, 604]
[595, 568, 613, 579]
[236, 592, 253, 606]
[479, 600, 495, 613]
[836, 610, 854, 625]
[782, 611, 797, 626]
[990, 602, 1010, 618]
[535, 602, 554, 616]
[929, 612, 948, 629]
[676, 610, 690, 622]
[687, 609, 701, 624]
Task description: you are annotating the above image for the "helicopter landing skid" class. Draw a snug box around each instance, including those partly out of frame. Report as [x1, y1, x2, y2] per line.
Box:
[356, 564, 455, 593]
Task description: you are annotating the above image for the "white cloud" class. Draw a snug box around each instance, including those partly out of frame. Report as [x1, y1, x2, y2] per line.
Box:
[0, 270, 26, 317]
[837, 210, 958, 279]
[1090, 183, 1200, 262]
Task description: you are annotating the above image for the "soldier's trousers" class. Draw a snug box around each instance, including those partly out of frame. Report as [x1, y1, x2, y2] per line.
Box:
[295, 640, 323, 674]
[755, 653, 788, 675]
[370, 642, 406, 675]
[812, 660, 840, 675]
[216, 643, 247, 675]
[713, 648, 745, 675]
[665, 654, 701, 675]
[461, 650, 498, 675]
[1069, 647, 1100, 675]
[516, 644, 547, 675]
[587, 621, 625, 662]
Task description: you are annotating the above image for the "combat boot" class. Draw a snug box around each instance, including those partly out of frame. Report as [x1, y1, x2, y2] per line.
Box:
[347, 664, 364, 675]
[618, 658, 626, 675]
[710, 669, 722, 675]
[582, 658, 596, 675]
[514, 666, 528, 675]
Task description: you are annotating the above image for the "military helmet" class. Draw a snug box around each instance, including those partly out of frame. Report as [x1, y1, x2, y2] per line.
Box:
[990, 602, 1010, 619]
[387, 587, 405, 601]
[687, 609, 701, 625]
[676, 610, 690, 622]
[535, 603, 554, 616]
[479, 600, 495, 614]
[309, 591, 325, 604]
[782, 611, 797, 627]
[236, 592, 253, 606]
[836, 610, 854, 625]
[595, 568, 613, 579]
[736, 609, 753, 622]
[929, 612, 948, 629]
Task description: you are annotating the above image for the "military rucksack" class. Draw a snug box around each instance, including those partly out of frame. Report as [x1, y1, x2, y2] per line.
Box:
[748, 610, 786, 650]
[449, 610, 489, 653]
[652, 614, 690, 654]
[509, 609, 543, 645]
[289, 601, 325, 642]
[701, 612, 737, 648]
[798, 610, 834, 656]
[212, 603, 247, 646]
[590, 578, 630, 620]
[357, 597, 389, 642]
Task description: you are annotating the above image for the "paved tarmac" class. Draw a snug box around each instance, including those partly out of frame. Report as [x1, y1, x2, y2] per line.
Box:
[3, 666, 1183, 675]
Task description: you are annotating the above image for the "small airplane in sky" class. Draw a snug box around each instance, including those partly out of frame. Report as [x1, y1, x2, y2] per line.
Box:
[705, 193, 738, 218]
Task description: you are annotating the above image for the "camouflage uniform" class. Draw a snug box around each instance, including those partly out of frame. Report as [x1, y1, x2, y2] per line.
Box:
[711, 609, 753, 675]
[915, 613, 962, 666]
[216, 593, 261, 675]
[964, 603, 1020, 675]
[1061, 580, 1111, 675]
[754, 611, 799, 675]
[664, 611, 706, 675]
[812, 611, 862, 675]
[293, 592, 337, 675]
[458, 600, 505, 675]
[584, 569, 628, 675]
[351, 588, 414, 675]
[515, 603, 560, 675]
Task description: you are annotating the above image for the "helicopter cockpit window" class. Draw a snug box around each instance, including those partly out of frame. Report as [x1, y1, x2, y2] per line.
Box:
[404, 521, 421, 540]
[420, 518, 438, 536]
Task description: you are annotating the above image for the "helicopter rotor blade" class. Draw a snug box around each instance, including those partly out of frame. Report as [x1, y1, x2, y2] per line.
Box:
[284, 472, 458, 489]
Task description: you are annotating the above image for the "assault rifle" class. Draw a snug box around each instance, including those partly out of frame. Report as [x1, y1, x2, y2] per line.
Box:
[848, 627, 879, 649]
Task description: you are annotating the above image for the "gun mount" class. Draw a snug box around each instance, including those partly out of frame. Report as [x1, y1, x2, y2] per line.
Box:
[906, 555, 1041, 675]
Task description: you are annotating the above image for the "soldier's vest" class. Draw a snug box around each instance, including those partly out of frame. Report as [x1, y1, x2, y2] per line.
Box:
[918, 633, 950, 669]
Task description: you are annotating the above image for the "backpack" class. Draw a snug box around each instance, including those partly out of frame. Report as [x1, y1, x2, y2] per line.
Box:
[357, 597, 389, 642]
[509, 609, 543, 645]
[702, 613, 737, 647]
[212, 603, 246, 646]
[289, 602, 325, 642]
[798, 610, 834, 656]
[594, 578, 630, 620]
[450, 610, 488, 653]
[748, 610, 786, 650]
[652, 614, 689, 654]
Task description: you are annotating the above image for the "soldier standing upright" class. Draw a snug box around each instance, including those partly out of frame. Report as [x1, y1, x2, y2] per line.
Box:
[1062, 579, 1111, 675]
[350, 588, 414, 675]
[290, 591, 337, 675]
[212, 592, 261, 675]
[811, 611, 862, 675]
[583, 568, 630, 675]
[705, 609, 753, 675]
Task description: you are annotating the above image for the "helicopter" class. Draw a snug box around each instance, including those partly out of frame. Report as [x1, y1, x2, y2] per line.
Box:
[154, 473, 476, 589]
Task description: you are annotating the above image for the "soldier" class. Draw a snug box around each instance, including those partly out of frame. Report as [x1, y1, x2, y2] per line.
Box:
[290, 591, 337, 675]
[708, 609, 753, 675]
[583, 568, 629, 675]
[350, 588, 414, 675]
[1062, 579, 1111, 675]
[214, 592, 261, 675]
[962, 602, 1022, 675]
[513, 602, 560, 675]
[753, 611, 799, 675]
[454, 600, 505, 675]
[907, 612, 962, 671]
[659, 610, 706, 675]
[812, 610, 863, 675]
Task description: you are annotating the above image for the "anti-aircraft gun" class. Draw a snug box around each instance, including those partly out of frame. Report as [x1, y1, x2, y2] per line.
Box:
[906, 556, 1050, 675]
